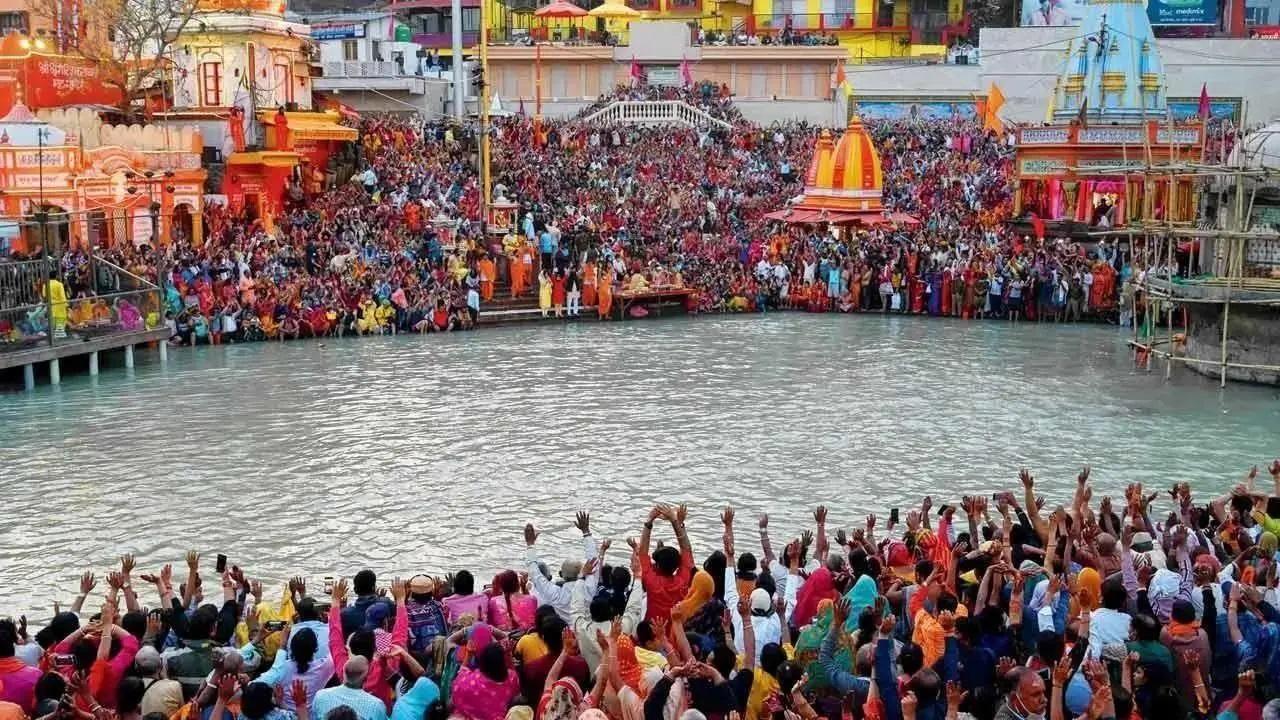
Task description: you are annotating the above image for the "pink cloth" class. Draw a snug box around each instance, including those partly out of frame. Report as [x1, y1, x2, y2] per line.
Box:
[443, 594, 489, 625]
[0, 659, 43, 714]
[450, 666, 520, 720]
[487, 594, 537, 631]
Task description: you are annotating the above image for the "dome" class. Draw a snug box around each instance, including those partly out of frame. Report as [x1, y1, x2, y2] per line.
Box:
[1230, 120, 1280, 170]
[800, 115, 884, 211]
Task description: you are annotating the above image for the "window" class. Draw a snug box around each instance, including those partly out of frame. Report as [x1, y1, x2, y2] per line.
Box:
[0, 11, 28, 34]
[273, 61, 293, 105]
[200, 62, 222, 106]
[462, 7, 481, 31]
[343, 39, 359, 60]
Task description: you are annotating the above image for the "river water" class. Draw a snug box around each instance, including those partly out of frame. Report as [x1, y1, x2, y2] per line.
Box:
[2, 315, 1277, 615]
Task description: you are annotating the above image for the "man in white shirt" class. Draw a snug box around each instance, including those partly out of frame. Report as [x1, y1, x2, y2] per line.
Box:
[524, 512, 600, 623]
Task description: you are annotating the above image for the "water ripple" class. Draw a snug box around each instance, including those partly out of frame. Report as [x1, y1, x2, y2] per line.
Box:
[1, 314, 1278, 616]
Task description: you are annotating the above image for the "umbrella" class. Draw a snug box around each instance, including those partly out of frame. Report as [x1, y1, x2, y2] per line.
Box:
[588, 1, 640, 18]
[535, 0, 588, 17]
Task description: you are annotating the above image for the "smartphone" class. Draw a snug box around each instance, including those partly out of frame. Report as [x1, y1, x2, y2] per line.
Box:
[323, 576, 335, 595]
[52, 654, 75, 668]
[889, 508, 900, 525]
[216, 554, 228, 574]
[264, 620, 287, 632]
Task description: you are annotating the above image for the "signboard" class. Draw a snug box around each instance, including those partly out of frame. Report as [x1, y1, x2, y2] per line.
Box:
[1020, 0, 1085, 26]
[1020, 158, 1068, 174]
[311, 22, 365, 40]
[1020, 127, 1071, 145]
[1148, 0, 1217, 25]
[645, 66, 679, 86]
[1250, 26, 1280, 38]
[856, 100, 979, 121]
[20, 55, 125, 110]
[1020, 0, 1216, 26]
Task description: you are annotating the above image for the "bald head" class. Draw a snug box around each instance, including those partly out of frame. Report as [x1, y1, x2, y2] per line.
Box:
[343, 656, 369, 688]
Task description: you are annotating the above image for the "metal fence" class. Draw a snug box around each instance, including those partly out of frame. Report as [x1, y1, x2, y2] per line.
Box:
[0, 254, 163, 352]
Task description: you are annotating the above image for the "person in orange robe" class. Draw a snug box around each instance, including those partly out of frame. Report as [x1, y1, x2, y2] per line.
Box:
[514, 243, 536, 298]
[582, 262, 597, 307]
[477, 254, 496, 302]
[597, 264, 613, 320]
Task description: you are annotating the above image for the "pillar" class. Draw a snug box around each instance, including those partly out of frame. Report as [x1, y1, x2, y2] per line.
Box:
[23, 364, 34, 391]
[159, 338, 168, 364]
[89, 351, 99, 375]
[49, 358, 60, 385]
[191, 211, 203, 246]
[124, 344, 135, 369]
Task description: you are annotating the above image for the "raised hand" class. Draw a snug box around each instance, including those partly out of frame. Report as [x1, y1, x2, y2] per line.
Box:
[878, 612, 896, 637]
[900, 691, 918, 719]
[390, 577, 407, 603]
[997, 656, 1017, 677]
[758, 513, 768, 529]
[217, 674, 237, 702]
[79, 571, 96, 595]
[937, 610, 955, 633]
[332, 578, 349, 606]
[524, 523, 539, 546]
[106, 572, 124, 592]
[720, 506, 735, 526]
[186, 551, 200, 570]
[574, 511, 591, 535]
[866, 513, 877, 531]
[1020, 468, 1035, 490]
[676, 504, 688, 525]
[120, 554, 136, 580]
[1270, 459, 1280, 479]
[598, 538, 612, 556]
[833, 598, 851, 627]
[1052, 656, 1072, 687]
[814, 505, 828, 525]
[800, 529, 814, 548]
[250, 579, 263, 600]
[1077, 466, 1091, 485]
[581, 557, 599, 578]
[563, 627, 579, 656]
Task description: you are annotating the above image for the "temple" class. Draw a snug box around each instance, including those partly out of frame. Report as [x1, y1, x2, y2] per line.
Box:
[1014, 0, 1202, 233]
[766, 115, 917, 229]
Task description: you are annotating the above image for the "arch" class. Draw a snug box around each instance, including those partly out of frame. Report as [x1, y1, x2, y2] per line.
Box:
[172, 203, 195, 245]
[23, 204, 71, 255]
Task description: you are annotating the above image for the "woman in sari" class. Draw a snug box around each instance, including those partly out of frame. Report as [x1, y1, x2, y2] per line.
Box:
[596, 265, 613, 320]
[116, 299, 143, 332]
[451, 644, 520, 720]
[539, 271, 552, 319]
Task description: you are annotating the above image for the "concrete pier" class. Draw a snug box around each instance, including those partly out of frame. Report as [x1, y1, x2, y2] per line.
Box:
[89, 351, 99, 375]
[49, 358, 60, 385]
[124, 344, 134, 369]
[0, 328, 170, 388]
[23, 364, 34, 391]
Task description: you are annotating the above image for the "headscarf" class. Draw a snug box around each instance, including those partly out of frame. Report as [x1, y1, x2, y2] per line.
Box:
[580, 711, 609, 720]
[673, 570, 714, 619]
[537, 678, 583, 720]
[1076, 568, 1101, 613]
[615, 636, 645, 698]
[792, 567, 836, 628]
[794, 601, 850, 690]
[1261, 532, 1278, 555]
[391, 677, 441, 720]
[842, 575, 879, 632]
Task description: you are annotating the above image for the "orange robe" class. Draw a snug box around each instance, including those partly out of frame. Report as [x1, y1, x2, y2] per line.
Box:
[582, 264, 598, 307]
[597, 273, 613, 319]
[478, 257, 496, 301]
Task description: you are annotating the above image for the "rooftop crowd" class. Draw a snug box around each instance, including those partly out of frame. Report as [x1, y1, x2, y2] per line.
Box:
[5, 462, 1280, 720]
[2, 84, 1145, 349]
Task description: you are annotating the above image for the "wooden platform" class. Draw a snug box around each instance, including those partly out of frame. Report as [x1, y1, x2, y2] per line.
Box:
[614, 288, 696, 320]
[0, 327, 170, 372]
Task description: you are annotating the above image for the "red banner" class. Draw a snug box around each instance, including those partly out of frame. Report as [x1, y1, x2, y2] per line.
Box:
[10, 55, 124, 110]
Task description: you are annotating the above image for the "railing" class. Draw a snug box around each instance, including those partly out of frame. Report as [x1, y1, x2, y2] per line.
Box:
[580, 100, 733, 130]
[0, 254, 163, 350]
[322, 61, 410, 78]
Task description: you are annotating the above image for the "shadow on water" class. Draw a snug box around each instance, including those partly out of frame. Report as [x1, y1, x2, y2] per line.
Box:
[0, 313, 1277, 614]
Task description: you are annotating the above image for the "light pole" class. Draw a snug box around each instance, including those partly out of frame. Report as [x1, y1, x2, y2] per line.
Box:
[36, 125, 52, 347]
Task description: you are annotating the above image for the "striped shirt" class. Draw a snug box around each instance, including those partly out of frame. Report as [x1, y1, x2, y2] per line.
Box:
[312, 686, 388, 720]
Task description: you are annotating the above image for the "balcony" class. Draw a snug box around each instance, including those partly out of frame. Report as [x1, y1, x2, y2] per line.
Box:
[413, 31, 480, 48]
[314, 61, 440, 94]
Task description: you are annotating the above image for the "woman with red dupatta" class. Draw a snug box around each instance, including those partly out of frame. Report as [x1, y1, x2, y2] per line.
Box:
[941, 267, 953, 316]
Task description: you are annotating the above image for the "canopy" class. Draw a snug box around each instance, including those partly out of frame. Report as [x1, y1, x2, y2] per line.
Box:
[763, 208, 920, 227]
[536, 0, 588, 17]
[588, 1, 640, 18]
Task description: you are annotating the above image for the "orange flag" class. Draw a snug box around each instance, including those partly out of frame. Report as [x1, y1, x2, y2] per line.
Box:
[984, 83, 1005, 133]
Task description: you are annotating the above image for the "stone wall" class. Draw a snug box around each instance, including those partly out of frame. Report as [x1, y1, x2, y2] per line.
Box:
[1183, 303, 1280, 385]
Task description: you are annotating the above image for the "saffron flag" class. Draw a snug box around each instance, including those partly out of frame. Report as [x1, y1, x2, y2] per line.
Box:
[832, 63, 852, 99]
[629, 60, 643, 86]
[983, 82, 1005, 133]
[1198, 83, 1210, 120]
[680, 57, 692, 87]
[1029, 212, 1046, 240]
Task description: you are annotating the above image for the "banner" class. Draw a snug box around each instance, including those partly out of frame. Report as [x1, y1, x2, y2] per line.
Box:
[311, 22, 365, 40]
[17, 55, 124, 110]
[1020, 0, 1085, 27]
[1148, 0, 1217, 25]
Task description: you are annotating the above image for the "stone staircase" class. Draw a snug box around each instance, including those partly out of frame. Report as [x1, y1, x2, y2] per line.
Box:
[478, 276, 597, 324]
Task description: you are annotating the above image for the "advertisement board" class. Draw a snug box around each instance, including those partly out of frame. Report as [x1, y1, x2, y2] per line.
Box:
[1019, 0, 1218, 27]
[15, 55, 125, 110]
[1147, 0, 1217, 25]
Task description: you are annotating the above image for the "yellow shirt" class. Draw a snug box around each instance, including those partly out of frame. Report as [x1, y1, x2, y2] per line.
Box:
[514, 633, 549, 664]
[635, 647, 668, 672]
[744, 643, 793, 720]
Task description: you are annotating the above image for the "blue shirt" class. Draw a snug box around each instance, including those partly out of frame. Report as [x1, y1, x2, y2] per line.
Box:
[312, 686, 388, 720]
[539, 231, 555, 254]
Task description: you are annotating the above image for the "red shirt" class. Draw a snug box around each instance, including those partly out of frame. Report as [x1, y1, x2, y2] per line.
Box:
[639, 546, 694, 622]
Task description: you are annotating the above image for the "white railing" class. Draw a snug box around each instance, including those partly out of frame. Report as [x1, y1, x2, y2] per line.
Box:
[580, 101, 732, 130]
[322, 61, 406, 78]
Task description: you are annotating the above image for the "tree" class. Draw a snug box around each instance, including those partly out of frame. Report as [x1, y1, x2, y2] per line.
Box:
[26, 0, 201, 121]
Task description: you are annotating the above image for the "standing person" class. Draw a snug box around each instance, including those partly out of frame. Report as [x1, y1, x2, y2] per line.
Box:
[637, 504, 695, 623]
[551, 270, 567, 319]
[539, 271, 552, 318]
[477, 254, 495, 303]
[466, 284, 480, 326]
[566, 266, 582, 317]
[1007, 274, 1023, 322]
[597, 264, 613, 320]
[539, 226, 556, 274]
[581, 261, 597, 310]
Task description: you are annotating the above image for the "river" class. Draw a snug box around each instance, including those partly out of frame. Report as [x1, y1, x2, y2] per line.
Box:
[1, 314, 1277, 614]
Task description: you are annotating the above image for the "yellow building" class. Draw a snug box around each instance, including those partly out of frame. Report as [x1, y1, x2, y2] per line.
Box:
[391, 0, 963, 63]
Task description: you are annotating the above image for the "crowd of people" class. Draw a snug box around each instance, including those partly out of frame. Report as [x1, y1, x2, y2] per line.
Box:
[2, 84, 1150, 352]
[6, 463, 1280, 720]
